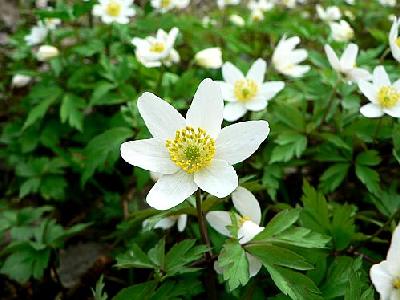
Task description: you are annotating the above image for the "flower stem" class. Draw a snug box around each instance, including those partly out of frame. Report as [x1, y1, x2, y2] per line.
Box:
[372, 117, 383, 143]
[195, 189, 217, 300]
[321, 78, 340, 125]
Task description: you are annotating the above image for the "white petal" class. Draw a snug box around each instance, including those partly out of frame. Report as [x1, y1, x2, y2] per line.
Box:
[137, 93, 186, 139]
[244, 97, 268, 111]
[121, 138, 179, 174]
[186, 79, 224, 138]
[259, 81, 285, 100]
[238, 221, 264, 244]
[194, 159, 238, 198]
[247, 58, 267, 84]
[373, 66, 391, 87]
[348, 68, 372, 83]
[385, 105, 400, 118]
[232, 187, 261, 224]
[222, 62, 244, 84]
[386, 224, 400, 274]
[223, 102, 247, 122]
[246, 253, 262, 277]
[360, 103, 384, 118]
[285, 65, 310, 77]
[206, 211, 232, 237]
[370, 261, 394, 300]
[324, 44, 340, 70]
[358, 80, 378, 103]
[340, 43, 358, 68]
[146, 171, 197, 210]
[154, 217, 176, 230]
[215, 121, 270, 165]
[177, 215, 187, 232]
[218, 81, 236, 102]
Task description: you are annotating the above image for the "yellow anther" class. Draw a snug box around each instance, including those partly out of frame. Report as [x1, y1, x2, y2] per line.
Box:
[378, 86, 400, 109]
[106, 1, 122, 17]
[166, 126, 216, 174]
[161, 0, 172, 8]
[234, 79, 259, 102]
[239, 216, 251, 226]
[396, 37, 400, 48]
[149, 42, 166, 53]
[393, 278, 400, 289]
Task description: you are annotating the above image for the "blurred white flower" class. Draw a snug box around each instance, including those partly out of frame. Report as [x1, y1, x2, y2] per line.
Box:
[206, 187, 264, 277]
[370, 223, 400, 300]
[120, 79, 269, 210]
[132, 28, 180, 68]
[151, 0, 190, 13]
[277, 0, 296, 8]
[24, 23, 48, 46]
[379, 0, 396, 7]
[218, 59, 284, 121]
[229, 15, 245, 27]
[11, 74, 32, 88]
[43, 18, 61, 30]
[93, 0, 136, 24]
[324, 43, 371, 83]
[217, 0, 240, 8]
[250, 8, 264, 22]
[358, 66, 400, 118]
[389, 16, 400, 63]
[248, 0, 274, 12]
[194, 47, 223, 69]
[344, 0, 355, 4]
[330, 20, 354, 42]
[316, 5, 341, 22]
[272, 35, 310, 77]
[152, 215, 188, 231]
[36, 0, 48, 8]
[36, 45, 59, 61]
[201, 16, 217, 28]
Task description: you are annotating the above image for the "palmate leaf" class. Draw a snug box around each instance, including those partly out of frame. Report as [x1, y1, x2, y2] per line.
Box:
[270, 131, 308, 163]
[319, 163, 350, 193]
[115, 244, 155, 269]
[217, 240, 249, 291]
[60, 93, 85, 131]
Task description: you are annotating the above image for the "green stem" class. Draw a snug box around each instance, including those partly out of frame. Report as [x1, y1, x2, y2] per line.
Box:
[372, 117, 383, 143]
[321, 78, 340, 124]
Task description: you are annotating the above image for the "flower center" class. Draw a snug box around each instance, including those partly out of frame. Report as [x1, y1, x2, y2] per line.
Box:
[161, 0, 172, 8]
[150, 42, 166, 53]
[238, 216, 251, 226]
[106, 1, 122, 17]
[166, 126, 216, 174]
[234, 79, 259, 102]
[396, 37, 400, 48]
[393, 278, 400, 289]
[377, 86, 400, 109]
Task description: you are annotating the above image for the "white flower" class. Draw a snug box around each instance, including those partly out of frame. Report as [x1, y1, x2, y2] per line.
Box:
[277, 0, 297, 8]
[379, 0, 396, 7]
[316, 5, 341, 22]
[229, 15, 245, 27]
[120, 79, 269, 210]
[201, 16, 217, 28]
[24, 23, 48, 46]
[272, 35, 310, 77]
[93, 0, 136, 24]
[151, 0, 190, 12]
[218, 59, 284, 121]
[389, 17, 400, 63]
[250, 8, 264, 22]
[36, 45, 59, 61]
[11, 74, 32, 88]
[154, 215, 188, 231]
[344, 0, 355, 4]
[206, 187, 264, 277]
[358, 66, 400, 118]
[36, 0, 48, 8]
[194, 48, 223, 69]
[324, 43, 371, 83]
[43, 18, 61, 30]
[217, 0, 240, 8]
[132, 28, 180, 68]
[330, 20, 354, 42]
[248, 0, 274, 11]
[370, 223, 400, 300]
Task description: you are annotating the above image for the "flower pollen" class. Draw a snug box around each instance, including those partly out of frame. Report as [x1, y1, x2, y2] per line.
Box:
[106, 1, 122, 17]
[396, 37, 400, 48]
[234, 79, 259, 102]
[161, 0, 172, 8]
[166, 126, 215, 174]
[378, 86, 400, 109]
[150, 42, 166, 53]
[239, 216, 251, 226]
[393, 278, 400, 289]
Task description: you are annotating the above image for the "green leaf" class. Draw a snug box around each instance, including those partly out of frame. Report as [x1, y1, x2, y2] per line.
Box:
[272, 227, 330, 249]
[355, 164, 380, 194]
[217, 240, 249, 291]
[355, 150, 381, 166]
[274, 104, 305, 131]
[23, 95, 59, 130]
[246, 244, 313, 270]
[270, 133, 307, 163]
[113, 281, 157, 300]
[254, 209, 300, 239]
[265, 265, 323, 300]
[60, 94, 85, 131]
[148, 238, 166, 269]
[92, 275, 108, 300]
[115, 244, 155, 269]
[319, 163, 350, 193]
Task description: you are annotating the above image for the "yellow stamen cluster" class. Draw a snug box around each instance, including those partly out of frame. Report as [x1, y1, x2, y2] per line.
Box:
[393, 278, 400, 289]
[161, 0, 172, 8]
[166, 126, 216, 174]
[150, 42, 166, 53]
[106, 1, 122, 17]
[396, 37, 400, 48]
[378, 86, 400, 109]
[234, 79, 259, 102]
[238, 216, 251, 226]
